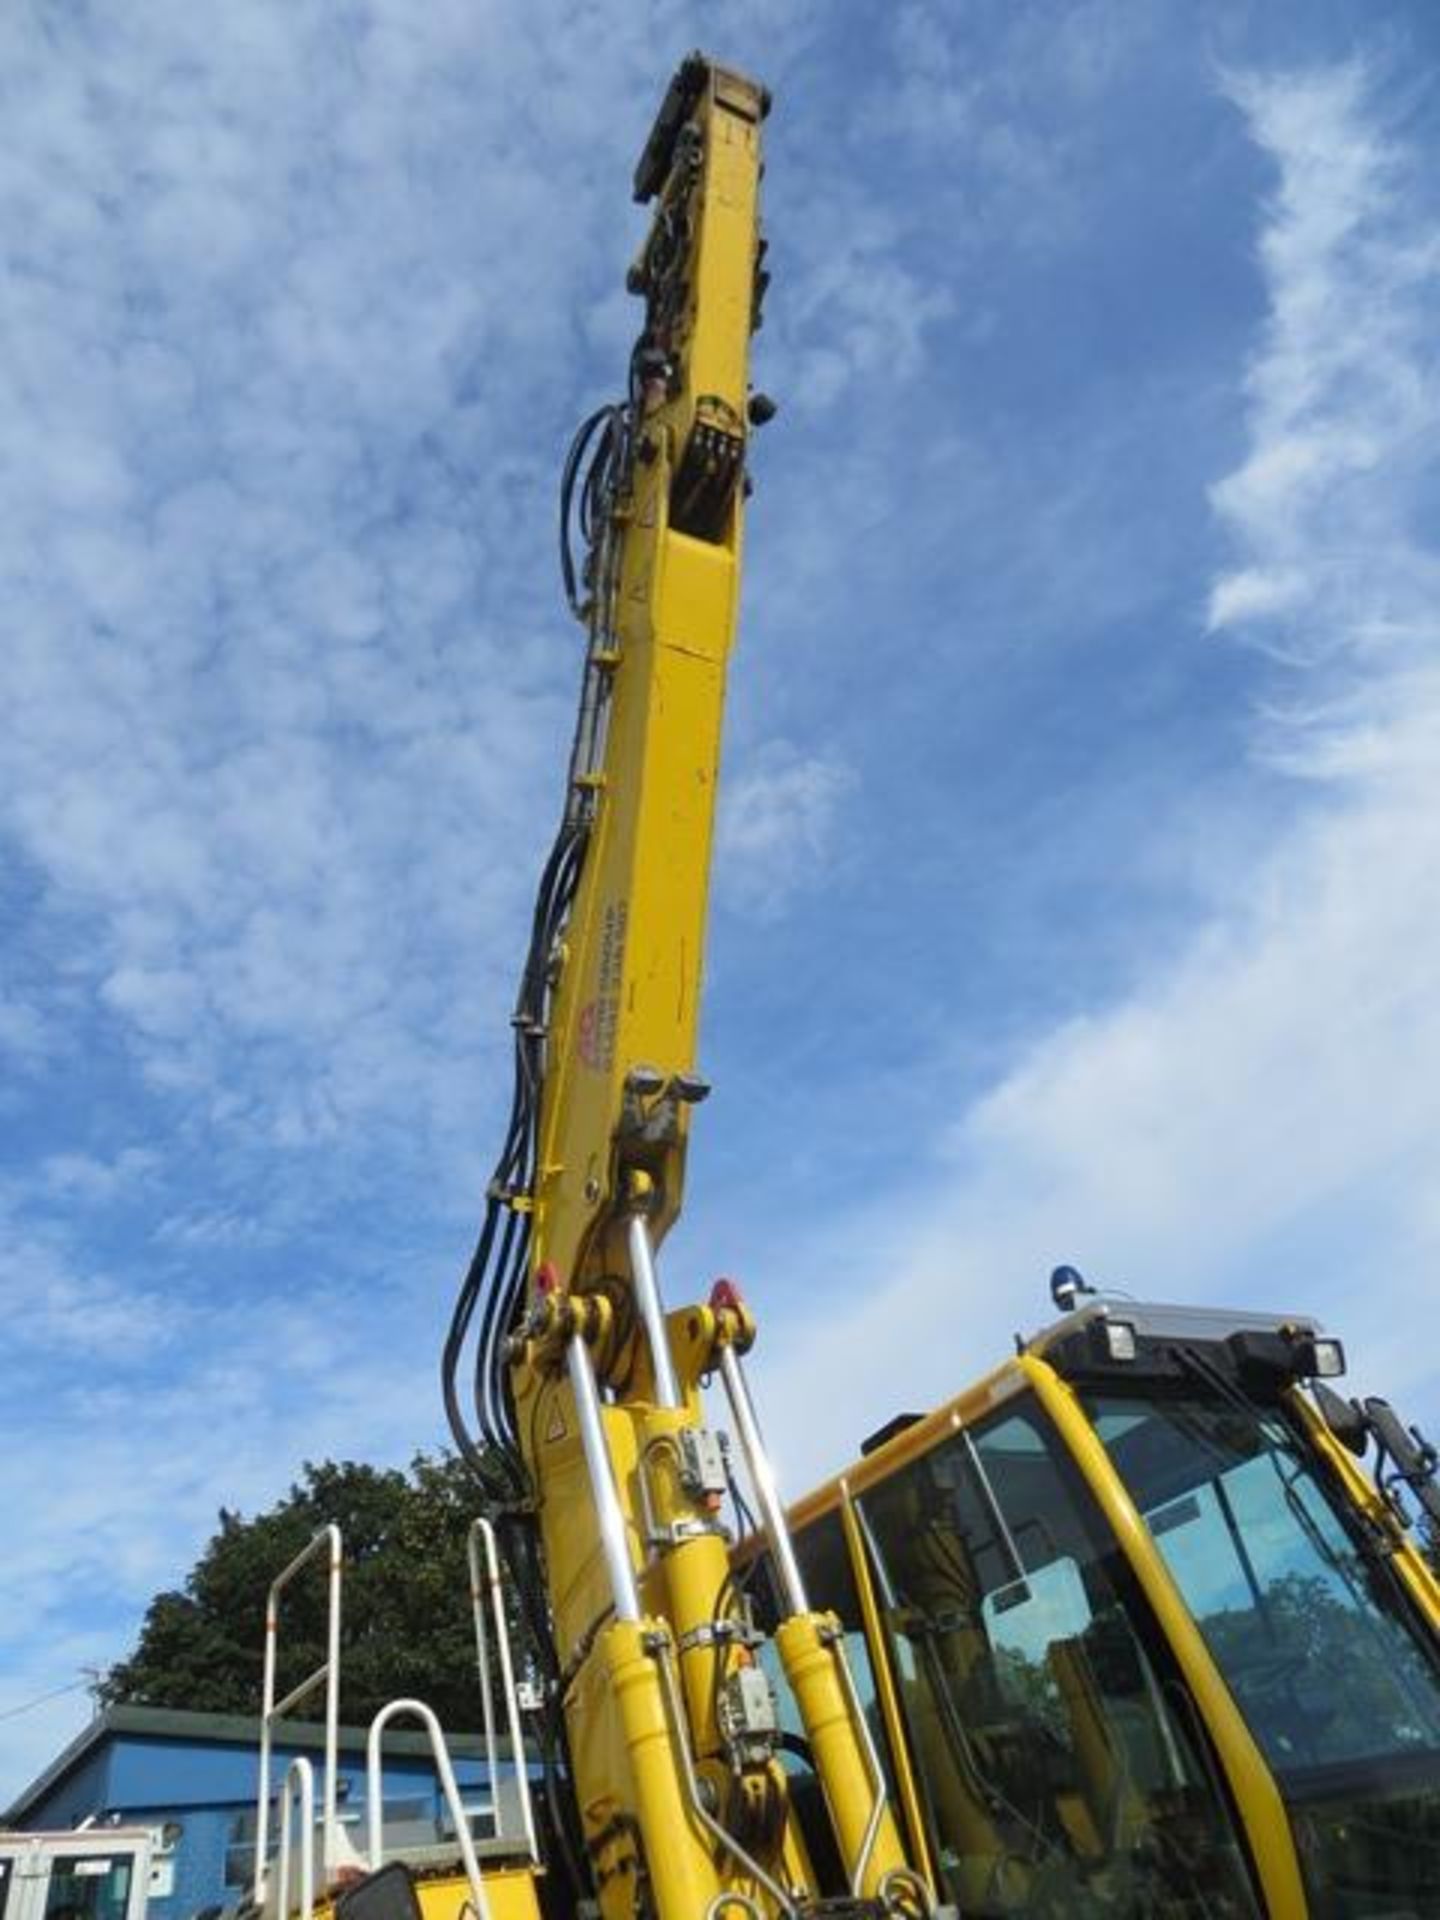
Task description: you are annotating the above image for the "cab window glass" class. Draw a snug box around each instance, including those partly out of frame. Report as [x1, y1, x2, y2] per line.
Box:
[1091, 1392, 1440, 1773]
[859, 1396, 1259, 1918]
[1091, 1388, 1440, 1916]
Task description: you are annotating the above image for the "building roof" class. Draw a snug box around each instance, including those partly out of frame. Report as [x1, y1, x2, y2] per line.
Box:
[3, 1704, 521, 1829]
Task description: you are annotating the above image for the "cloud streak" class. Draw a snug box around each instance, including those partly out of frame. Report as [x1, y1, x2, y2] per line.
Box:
[719, 742, 855, 920]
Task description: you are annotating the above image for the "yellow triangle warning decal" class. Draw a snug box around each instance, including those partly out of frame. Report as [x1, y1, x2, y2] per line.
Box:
[545, 1403, 567, 1443]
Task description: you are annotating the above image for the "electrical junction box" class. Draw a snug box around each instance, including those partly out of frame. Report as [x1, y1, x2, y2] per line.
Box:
[679, 1429, 728, 1502]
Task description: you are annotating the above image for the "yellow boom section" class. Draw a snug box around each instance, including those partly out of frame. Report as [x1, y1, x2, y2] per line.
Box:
[532, 57, 764, 1297]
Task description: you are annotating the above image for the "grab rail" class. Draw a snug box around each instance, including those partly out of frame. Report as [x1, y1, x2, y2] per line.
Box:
[254, 1526, 343, 1904]
[366, 1700, 491, 1920]
[467, 1517, 538, 1861]
[276, 1757, 316, 1920]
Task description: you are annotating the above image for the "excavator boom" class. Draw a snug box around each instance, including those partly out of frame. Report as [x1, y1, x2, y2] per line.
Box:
[444, 55, 922, 1920]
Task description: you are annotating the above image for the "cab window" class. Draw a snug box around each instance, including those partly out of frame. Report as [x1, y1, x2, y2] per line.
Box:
[858, 1396, 1259, 1917]
[1090, 1387, 1440, 1916]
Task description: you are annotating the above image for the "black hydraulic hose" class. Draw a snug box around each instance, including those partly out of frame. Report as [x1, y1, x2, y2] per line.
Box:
[560, 405, 624, 620]
[475, 1203, 523, 1447]
[443, 374, 641, 1911]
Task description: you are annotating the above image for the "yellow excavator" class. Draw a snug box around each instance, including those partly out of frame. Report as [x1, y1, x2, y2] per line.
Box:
[257, 51, 1440, 1920]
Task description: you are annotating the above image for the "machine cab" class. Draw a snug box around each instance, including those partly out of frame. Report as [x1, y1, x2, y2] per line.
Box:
[0, 1832, 152, 1920]
[749, 1296, 1440, 1917]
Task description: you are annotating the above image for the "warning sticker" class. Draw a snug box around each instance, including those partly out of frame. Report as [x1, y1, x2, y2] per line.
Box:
[578, 898, 628, 1071]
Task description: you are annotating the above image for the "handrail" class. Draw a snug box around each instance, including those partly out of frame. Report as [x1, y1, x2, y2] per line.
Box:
[366, 1700, 491, 1920]
[254, 1525, 344, 1904]
[276, 1757, 316, 1920]
[466, 1517, 539, 1862]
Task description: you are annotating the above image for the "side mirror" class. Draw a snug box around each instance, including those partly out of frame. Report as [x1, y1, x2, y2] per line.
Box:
[1314, 1381, 1368, 1456]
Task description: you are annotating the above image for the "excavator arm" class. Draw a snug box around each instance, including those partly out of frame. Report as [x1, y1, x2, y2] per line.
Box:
[533, 50, 762, 1306]
[445, 53, 926, 1920]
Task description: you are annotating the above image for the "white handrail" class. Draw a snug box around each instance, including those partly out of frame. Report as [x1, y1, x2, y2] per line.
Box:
[276, 1757, 316, 1920]
[467, 1522, 501, 1839]
[466, 1517, 539, 1862]
[366, 1700, 491, 1920]
[255, 1525, 344, 1905]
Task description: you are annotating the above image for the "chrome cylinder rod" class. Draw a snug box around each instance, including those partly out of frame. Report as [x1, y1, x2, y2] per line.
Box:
[628, 1211, 682, 1408]
[568, 1333, 642, 1621]
[716, 1341, 808, 1617]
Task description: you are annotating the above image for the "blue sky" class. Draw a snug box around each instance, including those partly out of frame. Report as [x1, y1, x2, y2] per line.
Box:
[4, 0, 1439, 1799]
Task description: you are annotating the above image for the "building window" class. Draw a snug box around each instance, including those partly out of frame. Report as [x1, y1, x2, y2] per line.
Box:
[224, 1811, 257, 1891]
[222, 1847, 255, 1892]
[224, 1789, 442, 1884]
[372, 1797, 428, 1830]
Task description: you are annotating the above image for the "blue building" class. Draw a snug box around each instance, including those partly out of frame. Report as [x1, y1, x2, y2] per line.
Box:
[1, 1706, 523, 1919]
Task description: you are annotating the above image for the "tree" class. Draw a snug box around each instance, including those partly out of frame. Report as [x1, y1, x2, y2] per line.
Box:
[102, 1453, 506, 1734]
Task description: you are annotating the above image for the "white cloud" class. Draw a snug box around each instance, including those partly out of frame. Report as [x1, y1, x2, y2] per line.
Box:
[0, 994, 51, 1066]
[40, 1149, 160, 1204]
[874, 1, 1159, 257]
[0, 1203, 177, 1358]
[718, 741, 855, 920]
[1208, 62, 1439, 673]
[1207, 565, 1306, 626]
[152, 1205, 277, 1249]
[761, 58, 1440, 1487]
[782, 240, 954, 416]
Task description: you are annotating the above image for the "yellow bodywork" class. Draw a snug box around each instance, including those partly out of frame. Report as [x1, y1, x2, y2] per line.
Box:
[414, 1865, 545, 1920]
[308, 1863, 545, 1920]
[530, 70, 758, 1295]
[771, 1344, 1440, 1917]
[779, 1354, 1319, 1912]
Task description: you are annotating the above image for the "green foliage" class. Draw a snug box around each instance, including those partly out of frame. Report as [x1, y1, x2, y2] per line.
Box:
[101, 1453, 499, 1732]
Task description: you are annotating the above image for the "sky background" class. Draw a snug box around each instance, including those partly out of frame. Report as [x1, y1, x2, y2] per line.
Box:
[4, 0, 1440, 1800]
